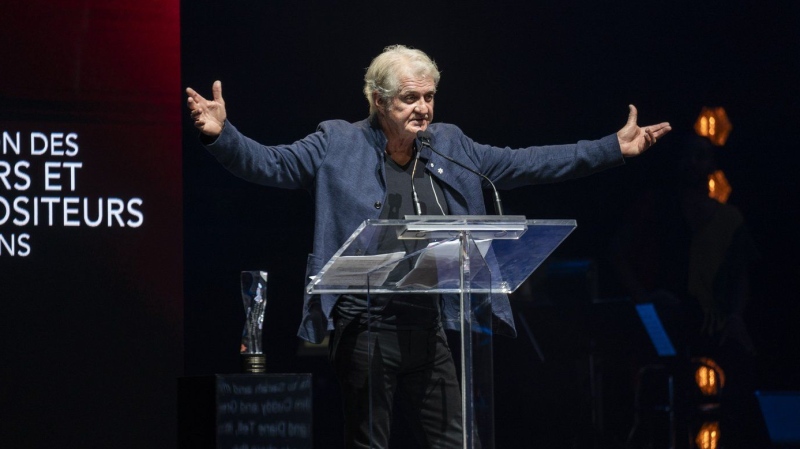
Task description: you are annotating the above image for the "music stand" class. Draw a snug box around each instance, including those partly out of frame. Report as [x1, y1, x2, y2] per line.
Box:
[756, 390, 800, 447]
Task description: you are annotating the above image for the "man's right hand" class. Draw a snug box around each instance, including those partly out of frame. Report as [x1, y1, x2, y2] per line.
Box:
[186, 80, 227, 136]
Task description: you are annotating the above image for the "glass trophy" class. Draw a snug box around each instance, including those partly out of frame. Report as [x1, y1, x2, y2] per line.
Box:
[240, 270, 268, 373]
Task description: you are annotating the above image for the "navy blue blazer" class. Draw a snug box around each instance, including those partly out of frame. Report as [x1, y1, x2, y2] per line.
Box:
[205, 118, 624, 343]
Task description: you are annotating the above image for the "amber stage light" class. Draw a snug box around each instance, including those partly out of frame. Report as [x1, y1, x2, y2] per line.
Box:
[694, 421, 721, 449]
[694, 107, 732, 146]
[707, 169, 731, 204]
[694, 357, 726, 397]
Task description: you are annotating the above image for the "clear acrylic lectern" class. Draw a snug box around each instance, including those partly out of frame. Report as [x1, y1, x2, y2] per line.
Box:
[306, 216, 577, 449]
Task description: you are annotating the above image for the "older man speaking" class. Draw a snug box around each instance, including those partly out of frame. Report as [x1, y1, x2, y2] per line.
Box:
[186, 44, 671, 449]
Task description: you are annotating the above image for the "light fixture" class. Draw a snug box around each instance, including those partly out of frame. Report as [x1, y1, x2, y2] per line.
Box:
[694, 107, 732, 146]
[707, 169, 731, 204]
[694, 357, 726, 396]
[694, 421, 721, 449]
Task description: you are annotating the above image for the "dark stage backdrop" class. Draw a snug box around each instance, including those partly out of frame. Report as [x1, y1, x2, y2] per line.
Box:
[181, 1, 800, 447]
[4, 0, 796, 448]
[0, 1, 182, 448]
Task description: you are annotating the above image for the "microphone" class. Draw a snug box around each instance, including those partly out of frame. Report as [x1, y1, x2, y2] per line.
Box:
[416, 130, 504, 215]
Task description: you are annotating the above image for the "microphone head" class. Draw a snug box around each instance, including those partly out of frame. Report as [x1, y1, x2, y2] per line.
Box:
[416, 130, 433, 145]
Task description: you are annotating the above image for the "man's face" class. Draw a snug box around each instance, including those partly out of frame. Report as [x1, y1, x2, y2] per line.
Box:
[378, 75, 435, 141]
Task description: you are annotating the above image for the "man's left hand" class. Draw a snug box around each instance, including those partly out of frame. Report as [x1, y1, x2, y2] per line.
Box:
[617, 104, 672, 156]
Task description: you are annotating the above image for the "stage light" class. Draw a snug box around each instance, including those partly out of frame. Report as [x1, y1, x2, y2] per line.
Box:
[707, 169, 731, 204]
[694, 357, 726, 396]
[694, 107, 732, 146]
[694, 421, 721, 449]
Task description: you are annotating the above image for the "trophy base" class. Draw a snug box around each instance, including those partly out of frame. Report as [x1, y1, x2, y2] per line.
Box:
[240, 354, 266, 373]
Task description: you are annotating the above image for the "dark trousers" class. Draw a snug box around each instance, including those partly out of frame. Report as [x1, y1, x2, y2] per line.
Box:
[330, 319, 463, 449]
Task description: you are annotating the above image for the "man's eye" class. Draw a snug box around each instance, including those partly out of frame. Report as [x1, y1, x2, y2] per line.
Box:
[425, 94, 434, 102]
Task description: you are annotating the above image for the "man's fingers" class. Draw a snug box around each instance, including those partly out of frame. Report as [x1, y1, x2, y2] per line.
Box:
[186, 81, 224, 107]
[627, 104, 638, 126]
[186, 88, 208, 111]
[186, 87, 205, 102]
[643, 122, 672, 138]
[655, 123, 672, 137]
[186, 82, 225, 134]
[212, 80, 223, 102]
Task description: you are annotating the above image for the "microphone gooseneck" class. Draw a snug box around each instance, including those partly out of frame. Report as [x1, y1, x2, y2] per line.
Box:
[410, 147, 423, 215]
[416, 130, 504, 215]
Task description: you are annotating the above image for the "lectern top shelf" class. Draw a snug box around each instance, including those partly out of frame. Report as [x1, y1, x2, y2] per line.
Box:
[306, 216, 576, 295]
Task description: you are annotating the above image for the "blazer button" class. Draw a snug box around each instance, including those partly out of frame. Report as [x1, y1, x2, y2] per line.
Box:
[374, 201, 382, 209]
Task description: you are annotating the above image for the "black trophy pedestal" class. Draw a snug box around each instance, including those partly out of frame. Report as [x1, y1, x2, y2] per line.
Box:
[178, 373, 313, 449]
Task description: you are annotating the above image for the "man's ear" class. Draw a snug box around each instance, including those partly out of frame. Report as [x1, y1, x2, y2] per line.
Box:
[372, 91, 384, 111]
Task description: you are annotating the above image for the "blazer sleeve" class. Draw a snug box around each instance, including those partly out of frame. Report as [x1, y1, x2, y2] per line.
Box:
[202, 120, 328, 190]
[464, 132, 625, 189]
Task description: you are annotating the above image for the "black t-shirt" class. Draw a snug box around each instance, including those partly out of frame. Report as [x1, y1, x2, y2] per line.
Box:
[334, 150, 449, 329]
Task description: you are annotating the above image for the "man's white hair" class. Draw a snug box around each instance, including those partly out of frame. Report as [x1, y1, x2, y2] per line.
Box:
[363, 45, 440, 118]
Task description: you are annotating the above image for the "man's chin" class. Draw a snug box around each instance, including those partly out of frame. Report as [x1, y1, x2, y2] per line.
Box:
[408, 122, 428, 133]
